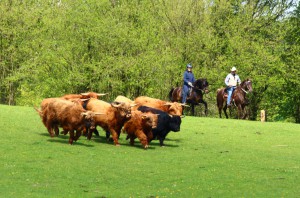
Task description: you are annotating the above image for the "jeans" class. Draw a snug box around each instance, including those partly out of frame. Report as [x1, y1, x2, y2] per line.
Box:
[182, 85, 189, 103]
[227, 86, 236, 105]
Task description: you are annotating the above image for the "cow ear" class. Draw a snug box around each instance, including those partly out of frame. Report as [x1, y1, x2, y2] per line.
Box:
[164, 102, 172, 106]
[141, 115, 149, 120]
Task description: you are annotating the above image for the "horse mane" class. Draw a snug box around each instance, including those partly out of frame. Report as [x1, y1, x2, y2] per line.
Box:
[193, 78, 209, 89]
[239, 78, 251, 87]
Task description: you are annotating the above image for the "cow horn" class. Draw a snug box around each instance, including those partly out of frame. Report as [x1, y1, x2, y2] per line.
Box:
[80, 93, 89, 96]
[94, 112, 105, 115]
[163, 102, 172, 106]
[97, 93, 108, 96]
[179, 103, 190, 107]
[80, 99, 89, 102]
[111, 102, 123, 108]
[81, 112, 88, 116]
[130, 103, 137, 107]
[141, 115, 148, 119]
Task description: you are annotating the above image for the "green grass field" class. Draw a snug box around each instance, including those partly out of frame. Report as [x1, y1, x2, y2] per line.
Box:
[0, 104, 299, 197]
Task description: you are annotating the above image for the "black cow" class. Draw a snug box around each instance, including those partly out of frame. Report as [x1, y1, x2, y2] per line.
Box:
[137, 106, 182, 146]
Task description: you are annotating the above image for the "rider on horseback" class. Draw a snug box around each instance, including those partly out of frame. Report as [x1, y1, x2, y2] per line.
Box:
[182, 63, 195, 104]
[225, 67, 241, 107]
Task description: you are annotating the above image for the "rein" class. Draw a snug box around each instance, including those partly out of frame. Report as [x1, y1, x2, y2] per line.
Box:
[192, 86, 208, 92]
[241, 88, 248, 94]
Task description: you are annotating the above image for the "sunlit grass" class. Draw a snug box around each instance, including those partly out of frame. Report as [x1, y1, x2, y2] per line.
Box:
[0, 104, 299, 197]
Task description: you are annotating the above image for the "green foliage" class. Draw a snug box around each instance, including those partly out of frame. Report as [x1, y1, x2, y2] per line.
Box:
[0, 0, 299, 122]
[1, 105, 300, 197]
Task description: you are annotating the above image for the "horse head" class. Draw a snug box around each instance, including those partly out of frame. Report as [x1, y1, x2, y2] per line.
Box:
[240, 79, 253, 93]
[193, 78, 209, 93]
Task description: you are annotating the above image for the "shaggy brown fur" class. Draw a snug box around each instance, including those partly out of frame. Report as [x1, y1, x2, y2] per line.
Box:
[123, 111, 158, 149]
[133, 96, 183, 116]
[36, 98, 101, 144]
[85, 98, 134, 146]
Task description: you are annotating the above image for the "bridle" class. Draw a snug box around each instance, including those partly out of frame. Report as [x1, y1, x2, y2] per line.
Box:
[192, 80, 209, 93]
[240, 80, 252, 94]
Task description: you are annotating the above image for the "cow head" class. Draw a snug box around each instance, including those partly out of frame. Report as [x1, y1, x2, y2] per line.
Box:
[164, 102, 183, 116]
[141, 112, 159, 129]
[169, 115, 182, 132]
[82, 111, 104, 129]
[111, 102, 132, 119]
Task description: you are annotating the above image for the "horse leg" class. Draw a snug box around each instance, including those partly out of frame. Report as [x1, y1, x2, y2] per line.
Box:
[223, 105, 228, 119]
[218, 107, 222, 118]
[202, 100, 208, 116]
[237, 104, 243, 119]
[242, 105, 248, 119]
[191, 104, 195, 116]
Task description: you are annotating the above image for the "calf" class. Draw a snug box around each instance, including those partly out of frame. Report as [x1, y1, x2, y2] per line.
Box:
[138, 106, 182, 147]
[134, 96, 184, 116]
[86, 98, 133, 145]
[36, 98, 102, 144]
[123, 111, 158, 149]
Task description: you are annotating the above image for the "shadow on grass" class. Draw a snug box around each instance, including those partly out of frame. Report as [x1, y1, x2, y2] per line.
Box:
[148, 141, 180, 148]
[39, 133, 95, 147]
[120, 142, 157, 150]
[46, 138, 95, 147]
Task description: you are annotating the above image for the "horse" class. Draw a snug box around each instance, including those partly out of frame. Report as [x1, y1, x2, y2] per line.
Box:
[169, 78, 209, 116]
[216, 79, 253, 119]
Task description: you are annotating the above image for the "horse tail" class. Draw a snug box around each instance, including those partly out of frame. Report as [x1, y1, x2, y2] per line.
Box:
[168, 87, 175, 101]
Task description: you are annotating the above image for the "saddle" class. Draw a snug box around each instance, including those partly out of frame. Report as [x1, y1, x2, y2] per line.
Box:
[223, 89, 235, 105]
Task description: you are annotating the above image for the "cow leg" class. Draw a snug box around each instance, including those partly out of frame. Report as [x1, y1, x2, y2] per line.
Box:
[54, 125, 59, 136]
[147, 132, 153, 143]
[110, 129, 120, 146]
[46, 122, 55, 137]
[69, 130, 75, 145]
[158, 135, 165, 147]
[93, 128, 100, 137]
[74, 130, 81, 142]
[129, 135, 135, 146]
[106, 131, 113, 142]
[87, 128, 94, 140]
[136, 132, 149, 149]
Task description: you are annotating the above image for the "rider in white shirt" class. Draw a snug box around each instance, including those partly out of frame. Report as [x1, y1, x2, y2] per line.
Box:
[224, 67, 241, 107]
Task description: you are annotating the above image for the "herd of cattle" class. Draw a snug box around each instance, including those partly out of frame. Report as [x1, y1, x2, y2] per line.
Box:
[35, 92, 185, 149]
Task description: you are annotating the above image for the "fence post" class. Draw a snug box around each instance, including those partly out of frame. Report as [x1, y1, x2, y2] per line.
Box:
[261, 110, 267, 122]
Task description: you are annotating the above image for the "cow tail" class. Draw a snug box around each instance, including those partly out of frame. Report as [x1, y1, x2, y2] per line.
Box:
[34, 106, 43, 117]
[169, 88, 174, 101]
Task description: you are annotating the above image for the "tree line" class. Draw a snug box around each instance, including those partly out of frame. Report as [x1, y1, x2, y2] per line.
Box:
[0, 0, 299, 123]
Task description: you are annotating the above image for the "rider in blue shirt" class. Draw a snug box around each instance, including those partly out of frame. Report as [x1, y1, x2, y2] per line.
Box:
[182, 64, 195, 104]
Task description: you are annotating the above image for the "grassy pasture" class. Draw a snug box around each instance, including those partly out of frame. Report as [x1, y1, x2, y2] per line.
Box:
[0, 104, 299, 198]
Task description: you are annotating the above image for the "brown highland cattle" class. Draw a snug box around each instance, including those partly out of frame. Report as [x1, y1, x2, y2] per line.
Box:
[85, 98, 134, 145]
[134, 96, 184, 116]
[36, 98, 103, 144]
[123, 111, 158, 149]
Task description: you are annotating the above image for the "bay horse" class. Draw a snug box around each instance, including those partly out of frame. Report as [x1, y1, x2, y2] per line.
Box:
[216, 79, 253, 119]
[169, 78, 209, 116]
